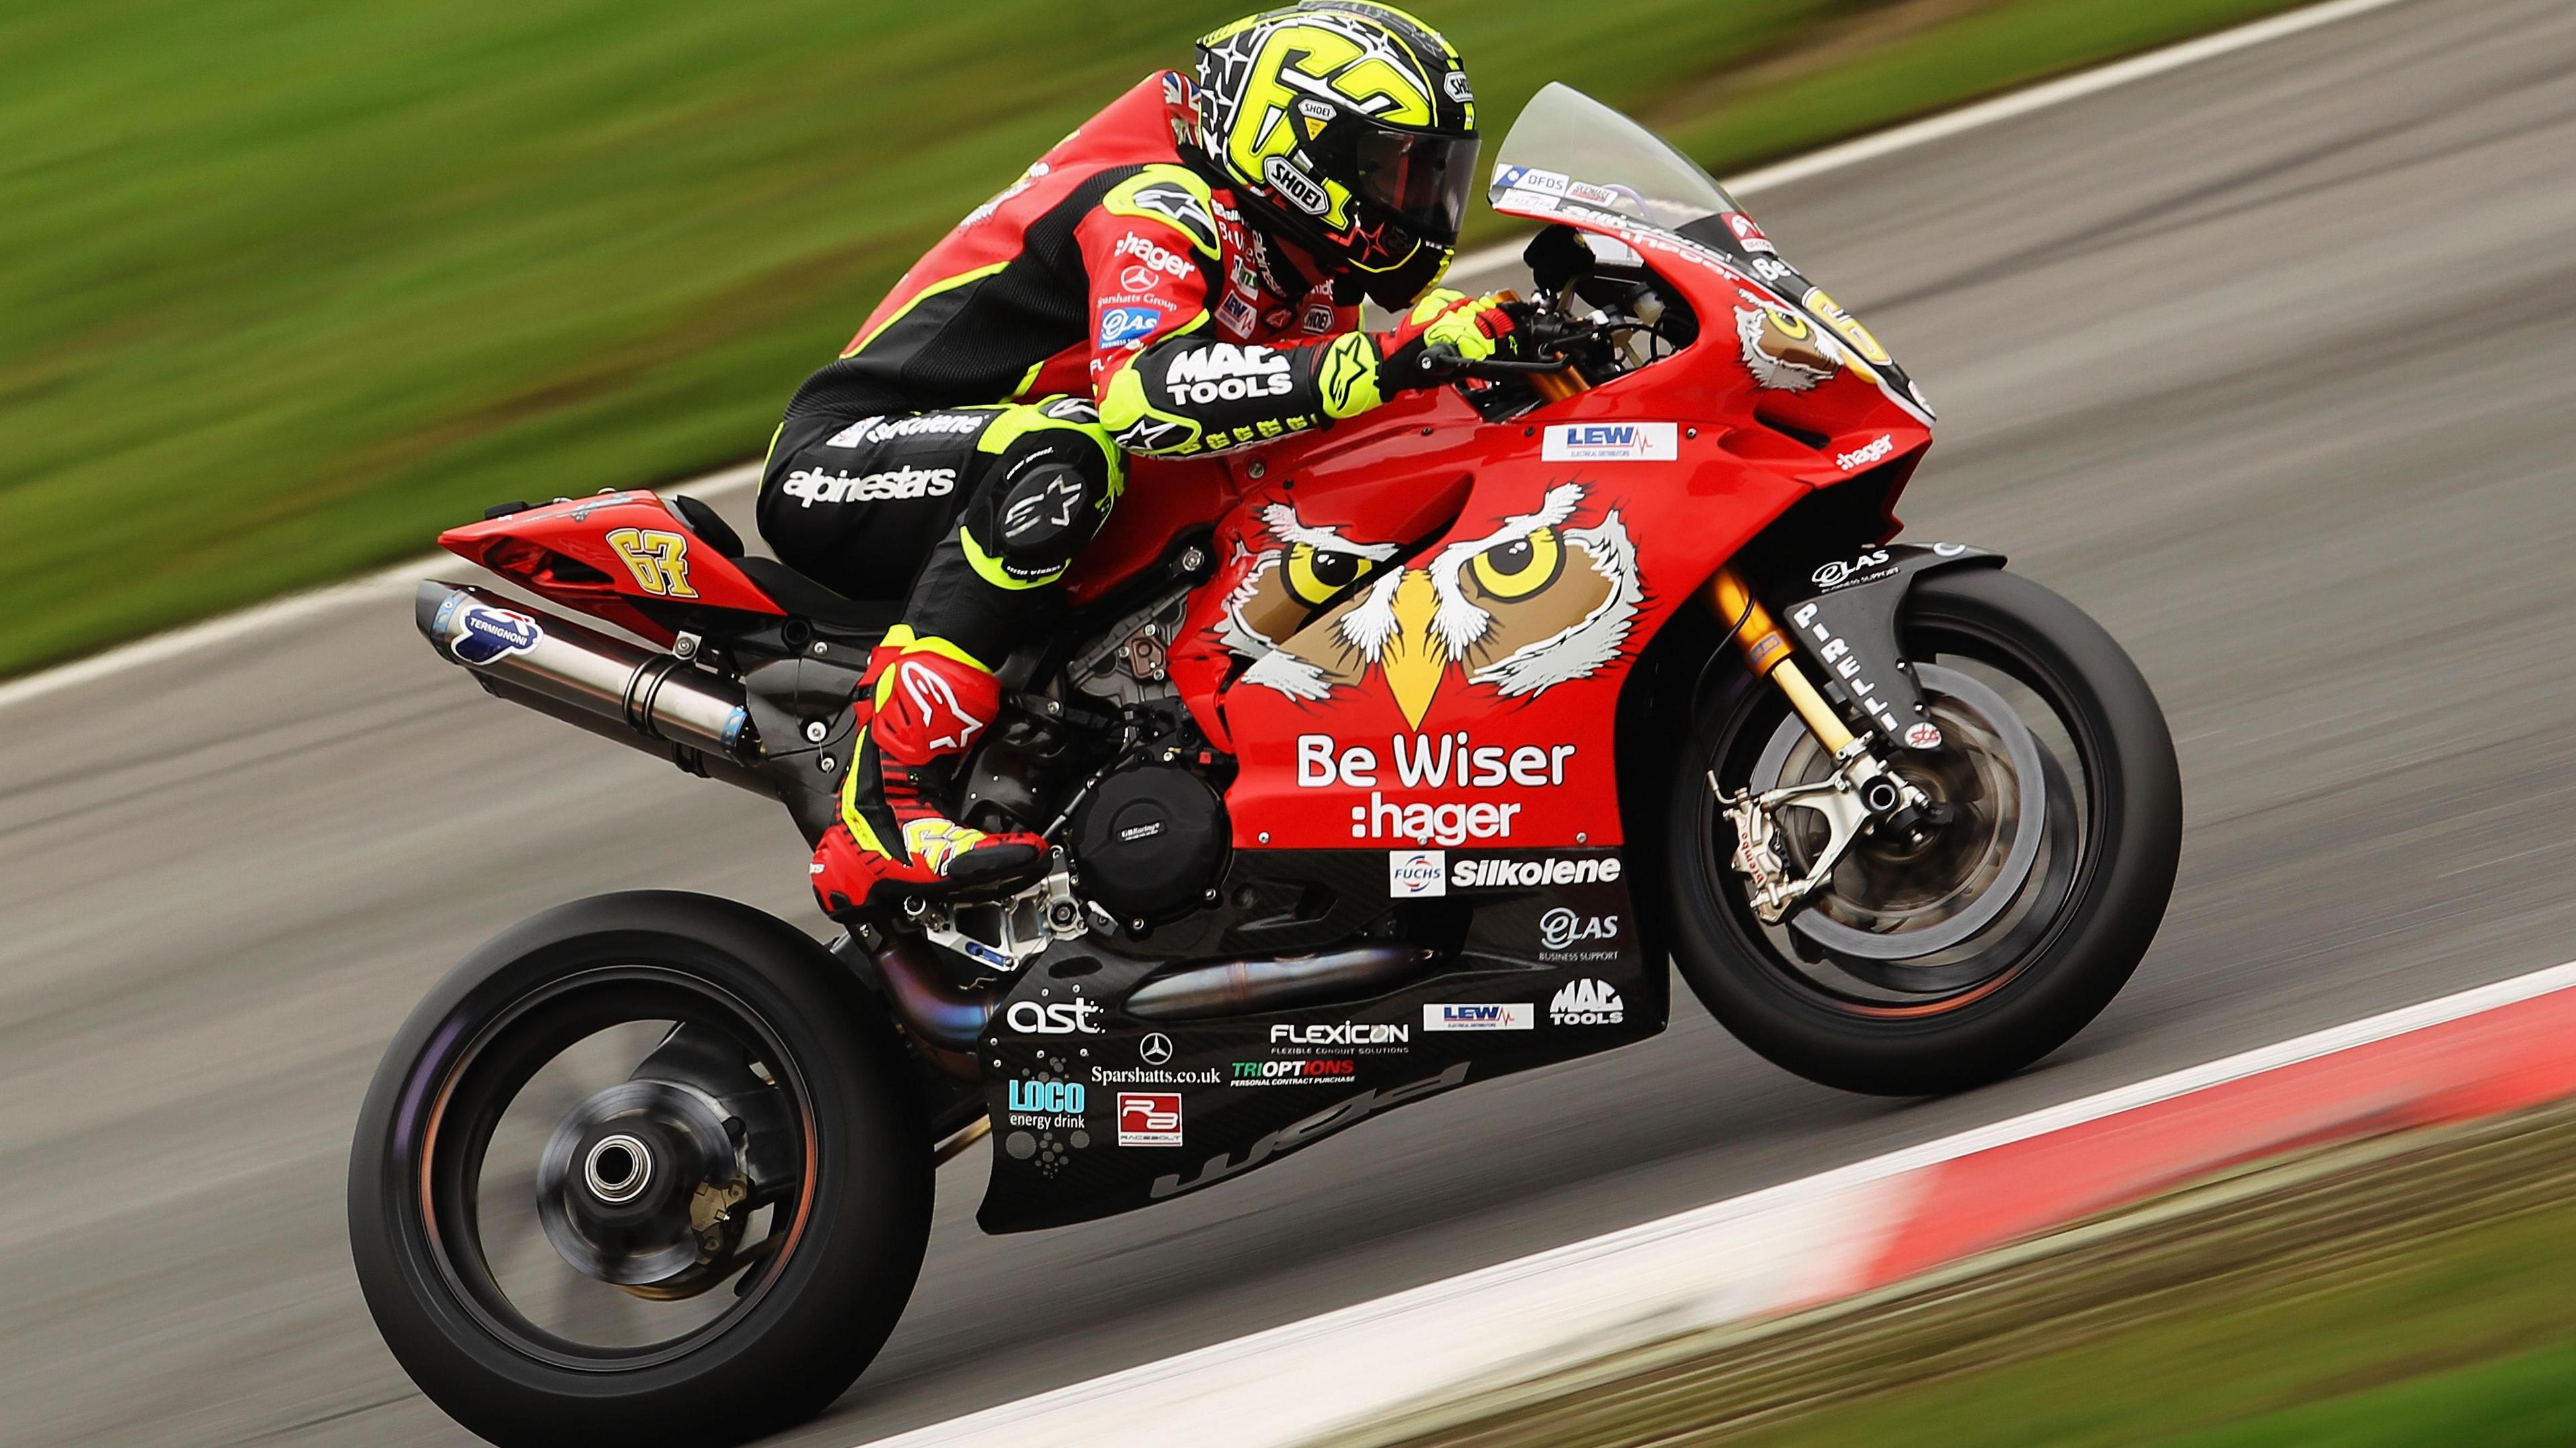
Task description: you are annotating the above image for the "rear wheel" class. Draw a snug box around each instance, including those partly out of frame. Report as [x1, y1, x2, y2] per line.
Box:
[349, 892, 930, 1447]
[1665, 568, 2181, 1095]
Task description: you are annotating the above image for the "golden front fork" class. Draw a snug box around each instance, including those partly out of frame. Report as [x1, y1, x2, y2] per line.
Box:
[1710, 567, 1856, 754]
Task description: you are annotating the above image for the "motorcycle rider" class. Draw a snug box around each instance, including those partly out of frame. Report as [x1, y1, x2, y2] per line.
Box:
[760, 2, 1521, 913]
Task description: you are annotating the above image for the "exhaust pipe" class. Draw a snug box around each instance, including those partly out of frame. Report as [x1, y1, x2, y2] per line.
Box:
[1124, 944, 1436, 1020]
[416, 581, 767, 789]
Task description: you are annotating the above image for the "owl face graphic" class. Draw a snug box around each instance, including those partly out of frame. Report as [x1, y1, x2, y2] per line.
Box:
[1231, 484, 1644, 728]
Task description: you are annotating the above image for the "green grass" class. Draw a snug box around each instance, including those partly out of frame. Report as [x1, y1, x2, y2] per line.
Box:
[1731, 1195, 2576, 1448]
[1, 0, 2313, 675]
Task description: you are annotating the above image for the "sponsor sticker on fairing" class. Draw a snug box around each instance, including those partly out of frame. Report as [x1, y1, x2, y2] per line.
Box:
[1550, 977, 1626, 1025]
[1389, 848, 1446, 897]
[1542, 421, 1678, 462]
[1424, 1003, 1533, 1032]
[1835, 435, 1895, 471]
[1098, 304, 1166, 347]
[1118, 1093, 1183, 1146]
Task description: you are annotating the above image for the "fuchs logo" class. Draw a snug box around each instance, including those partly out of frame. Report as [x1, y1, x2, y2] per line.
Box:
[1550, 978, 1625, 1025]
[1118, 1093, 1183, 1146]
[780, 465, 957, 508]
[1424, 1003, 1533, 1032]
[1098, 304, 1166, 347]
[1114, 233, 1191, 277]
[1540, 909, 1620, 952]
[1002, 997, 1102, 1036]
[1163, 343, 1291, 406]
[1389, 849, 1446, 897]
[822, 412, 985, 447]
[1835, 435, 1896, 471]
[1541, 421, 1678, 462]
[1450, 856, 1623, 889]
[1263, 154, 1331, 215]
[1270, 1021, 1408, 1047]
[453, 604, 541, 666]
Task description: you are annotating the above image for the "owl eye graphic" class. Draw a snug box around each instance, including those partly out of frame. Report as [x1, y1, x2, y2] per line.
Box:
[1467, 527, 1563, 602]
[1238, 483, 1644, 728]
[1287, 539, 1382, 606]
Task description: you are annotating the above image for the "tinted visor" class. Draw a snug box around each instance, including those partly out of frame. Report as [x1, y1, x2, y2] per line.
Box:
[1350, 129, 1479, 245]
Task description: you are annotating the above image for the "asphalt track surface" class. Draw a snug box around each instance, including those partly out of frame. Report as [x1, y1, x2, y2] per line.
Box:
[5, 1, 2572, 1442]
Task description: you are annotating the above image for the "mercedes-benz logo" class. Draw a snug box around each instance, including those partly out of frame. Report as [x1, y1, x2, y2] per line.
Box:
[1140, 1032, 1174, 1065]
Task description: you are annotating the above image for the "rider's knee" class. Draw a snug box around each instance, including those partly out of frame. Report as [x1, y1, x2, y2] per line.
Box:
[960, 400, 1120, 588]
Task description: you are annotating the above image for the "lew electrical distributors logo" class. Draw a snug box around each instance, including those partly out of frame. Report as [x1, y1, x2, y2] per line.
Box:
[1424, 1003, 1534, 1032]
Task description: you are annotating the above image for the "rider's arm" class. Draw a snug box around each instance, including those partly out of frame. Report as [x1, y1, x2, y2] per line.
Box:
[1075, 168, 1519, 459]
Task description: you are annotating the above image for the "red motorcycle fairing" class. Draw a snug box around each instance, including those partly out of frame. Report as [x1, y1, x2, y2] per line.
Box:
[435, 491, 782, 647]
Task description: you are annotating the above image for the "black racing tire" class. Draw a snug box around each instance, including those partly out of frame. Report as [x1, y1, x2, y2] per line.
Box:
[1665, 567, 2182, 1095]
[348, 892, 931, 1447]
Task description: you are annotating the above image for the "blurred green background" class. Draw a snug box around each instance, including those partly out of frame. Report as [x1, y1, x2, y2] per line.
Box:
[2, 0, 2308, 675]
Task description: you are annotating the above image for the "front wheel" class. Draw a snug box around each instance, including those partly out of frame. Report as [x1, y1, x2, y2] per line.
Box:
[348, 892, 932, 1447]
[1666, 567, 2182, 1095]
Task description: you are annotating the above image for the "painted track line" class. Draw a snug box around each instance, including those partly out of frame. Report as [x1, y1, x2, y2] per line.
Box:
[0, 0, 2414, 714]
[855, 957, 2576, 1448]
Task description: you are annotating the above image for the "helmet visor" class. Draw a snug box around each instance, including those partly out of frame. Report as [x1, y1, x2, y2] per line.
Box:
[1350, 129, 1480, 246]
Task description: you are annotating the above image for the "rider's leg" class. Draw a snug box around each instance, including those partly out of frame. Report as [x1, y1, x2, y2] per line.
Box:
[806, 398, 1122, 913]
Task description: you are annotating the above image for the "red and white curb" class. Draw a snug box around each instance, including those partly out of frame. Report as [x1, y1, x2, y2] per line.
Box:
[861, 959, 2576, 1448]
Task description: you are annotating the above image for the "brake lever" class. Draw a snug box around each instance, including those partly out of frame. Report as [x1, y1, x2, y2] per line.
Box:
[1423, 341, 1576, 379]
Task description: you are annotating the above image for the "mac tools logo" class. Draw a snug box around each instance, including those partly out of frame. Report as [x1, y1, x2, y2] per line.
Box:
[1549, 978, 1625, 1025]
[1542, 422, 1678, 462]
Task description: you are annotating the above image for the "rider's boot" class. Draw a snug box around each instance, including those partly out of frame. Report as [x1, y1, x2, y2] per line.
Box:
[809, 634, 1047, 917]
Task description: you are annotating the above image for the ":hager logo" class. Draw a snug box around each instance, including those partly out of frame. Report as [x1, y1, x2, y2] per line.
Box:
[1549, 978, 1626, 1025]
[1835, 434, 1896, 471]
[1118, 1093, 1183, 1146]
[1114, 232, 1191, 277]
[1307, 734, 1578, 848]
[1542, 422, 1678, 462]
[1389, 849, 1446, 897]
[1424, 1003, 1533, 1032]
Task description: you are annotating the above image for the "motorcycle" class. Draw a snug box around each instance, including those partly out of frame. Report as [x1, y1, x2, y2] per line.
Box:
[350, 84, 2181, 1447]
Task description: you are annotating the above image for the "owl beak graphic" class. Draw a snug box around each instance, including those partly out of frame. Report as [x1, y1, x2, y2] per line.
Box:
[1381, 569, 1447, 729]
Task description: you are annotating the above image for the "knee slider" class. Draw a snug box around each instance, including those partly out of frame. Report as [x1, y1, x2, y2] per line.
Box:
[990, 456, 1108, 572]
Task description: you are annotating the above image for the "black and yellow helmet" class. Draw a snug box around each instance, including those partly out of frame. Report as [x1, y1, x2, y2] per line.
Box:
[1192, 3, 1478, 309]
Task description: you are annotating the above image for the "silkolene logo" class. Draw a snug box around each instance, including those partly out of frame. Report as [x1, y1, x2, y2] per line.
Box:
[1450, 855, 1623, 889]
[1118, 1092, 1183, 1146]
[1424, 1003, 1534, 1032]
[1542, 421, 1678, 462]
[1303, 732, 1577, 848]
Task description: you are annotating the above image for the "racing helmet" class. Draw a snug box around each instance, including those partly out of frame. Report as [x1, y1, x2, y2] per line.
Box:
[1191, 2, 1479, 309]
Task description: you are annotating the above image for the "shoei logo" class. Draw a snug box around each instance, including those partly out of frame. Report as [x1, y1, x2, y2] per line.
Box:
[451, 604, 541, 666]
[1003, 998, 1103, 1036]
[1118, 1092, 1183, 1146]
[1263, 155, 1331, 216]
[1389, 849, 1446, 897]
[1549, 978, 1626, 1025]
[1114, 233, 1191, 277]
[1542, 422, 1678, 462]
[1443, 71, 1473, 103]
[1424, 1003, 1533, 1032]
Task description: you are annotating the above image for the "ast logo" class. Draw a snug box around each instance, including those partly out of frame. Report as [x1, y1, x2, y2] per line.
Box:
[1389, 849, 1446, 897]
[1424, 1003, 1534, 1032]
[1542, 421, 1678, 461]
[1002, 998, 1102, 1036]
[1118, 1093, 1183, 1146]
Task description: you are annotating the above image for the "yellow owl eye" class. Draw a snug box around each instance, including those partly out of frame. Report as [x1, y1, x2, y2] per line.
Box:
[1286, 541, 1377, 606]
[1470, 527, 1564, 601]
